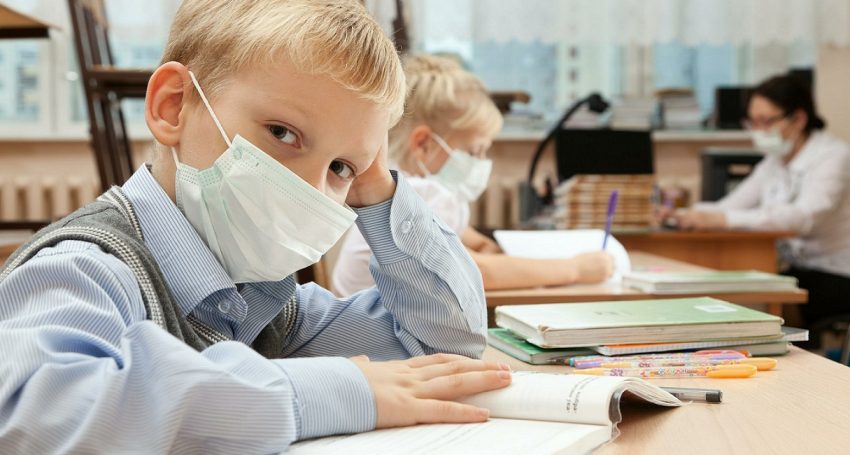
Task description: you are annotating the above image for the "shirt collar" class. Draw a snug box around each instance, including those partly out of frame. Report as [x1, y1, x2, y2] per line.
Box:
[121, 165, 245, 320]
[788, 131, 823, 173]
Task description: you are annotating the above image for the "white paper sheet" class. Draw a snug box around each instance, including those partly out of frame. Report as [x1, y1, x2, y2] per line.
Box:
[493, 229, 631, 283]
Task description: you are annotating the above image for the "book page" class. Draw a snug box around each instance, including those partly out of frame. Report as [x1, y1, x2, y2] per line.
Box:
[288, 418, 610, 455]
[493, 230, 631, 283]
[460, 372, 625, 426]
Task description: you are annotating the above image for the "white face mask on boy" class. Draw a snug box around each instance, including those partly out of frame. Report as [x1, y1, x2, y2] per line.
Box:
[171, 71, 357, 283]
[417, 132, 492, 203]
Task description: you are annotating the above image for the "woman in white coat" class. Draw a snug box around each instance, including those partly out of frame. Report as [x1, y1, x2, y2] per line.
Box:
[674, 75, 850, 332]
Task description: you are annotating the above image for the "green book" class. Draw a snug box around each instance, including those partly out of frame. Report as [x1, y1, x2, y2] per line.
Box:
[623, 270, 798, 294]
[487, 328, 596, 364]
[495, 297, 783, 348]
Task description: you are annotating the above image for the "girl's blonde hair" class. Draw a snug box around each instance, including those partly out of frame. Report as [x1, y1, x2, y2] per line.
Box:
[389, 54, 503, 162]
[161, 0, 405, 125]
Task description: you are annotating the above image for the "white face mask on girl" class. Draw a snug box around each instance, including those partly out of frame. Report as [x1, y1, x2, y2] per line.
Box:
[171, 71, 357, 283]
[416, 132, 492, 203]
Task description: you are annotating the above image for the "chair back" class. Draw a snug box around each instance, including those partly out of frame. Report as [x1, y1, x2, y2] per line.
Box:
[67, 0, 134, 190]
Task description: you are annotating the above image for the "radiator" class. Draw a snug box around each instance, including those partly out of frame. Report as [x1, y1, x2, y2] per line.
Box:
[0, 177, 99, 221]
[0, 175, 524, 229]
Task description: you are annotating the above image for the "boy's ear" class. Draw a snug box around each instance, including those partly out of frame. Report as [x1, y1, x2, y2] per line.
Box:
[407, 124, 433, 162]
[145, 61, 192, 147]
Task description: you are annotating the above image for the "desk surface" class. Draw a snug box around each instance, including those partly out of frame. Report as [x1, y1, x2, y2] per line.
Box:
[485, 251, 808, 308]
[615, 229, 795, 241]
[0, 4, 51, 39]
[483, 346, 850, 454]
[616, 230, 794, 273]
[0, 231, 30, 265]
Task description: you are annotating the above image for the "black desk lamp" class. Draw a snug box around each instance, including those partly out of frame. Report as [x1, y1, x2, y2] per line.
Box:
[526, 93, 610, 203]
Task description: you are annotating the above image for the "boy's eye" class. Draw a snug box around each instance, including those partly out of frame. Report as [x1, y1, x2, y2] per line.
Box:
[268, 124, 298, 145]
[330, 160, 355, 180]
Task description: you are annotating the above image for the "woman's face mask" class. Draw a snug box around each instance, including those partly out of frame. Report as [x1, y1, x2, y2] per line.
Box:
[746, 96, 803, 158]
[751, 128, 795, 157]
[171, 71, 357, 283]
[416, 132, 492, 203]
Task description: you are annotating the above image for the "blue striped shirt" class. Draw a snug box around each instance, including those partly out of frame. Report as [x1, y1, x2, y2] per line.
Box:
[0, 165, 486, 453]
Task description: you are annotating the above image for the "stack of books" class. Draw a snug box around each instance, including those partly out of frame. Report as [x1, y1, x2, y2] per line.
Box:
[608, 96, 660, 130]
[623, 270, 799, 294]
[658, 88, 703, 130]
[551, 174, 654, 230]
[489, 297, 807, 365]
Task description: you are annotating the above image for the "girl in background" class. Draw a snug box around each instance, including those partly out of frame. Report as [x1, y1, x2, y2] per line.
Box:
[333, 55, 613, 295]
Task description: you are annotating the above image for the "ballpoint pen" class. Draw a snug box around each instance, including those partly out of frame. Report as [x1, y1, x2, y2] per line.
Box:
[577, 364, 757, 378]
[602, 190, 619, 250]
[660, 386, 723, 403]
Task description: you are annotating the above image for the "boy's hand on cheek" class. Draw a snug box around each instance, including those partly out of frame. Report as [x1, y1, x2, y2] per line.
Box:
[351, 353, 512, 429]
[346, 141, 397, 208]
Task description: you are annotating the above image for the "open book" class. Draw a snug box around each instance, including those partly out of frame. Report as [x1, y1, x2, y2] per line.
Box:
[288, 372, 681, 455]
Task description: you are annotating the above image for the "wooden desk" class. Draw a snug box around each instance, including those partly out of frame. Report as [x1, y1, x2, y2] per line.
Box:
[485, 252, 807, 318]
[0, 231, 30, 266]
[0, 4, 51, 39]
[484, 346, 850, 454]
[617, 230, 794, 273]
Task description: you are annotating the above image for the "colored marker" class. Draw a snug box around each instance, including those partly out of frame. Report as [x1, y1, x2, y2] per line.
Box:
[577, 357, 776, 371]
[577, 364, 757, 379]
[569, 350, 747, 367]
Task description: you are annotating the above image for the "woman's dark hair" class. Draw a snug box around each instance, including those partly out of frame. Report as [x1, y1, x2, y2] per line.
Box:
[751, 74, 826, 132]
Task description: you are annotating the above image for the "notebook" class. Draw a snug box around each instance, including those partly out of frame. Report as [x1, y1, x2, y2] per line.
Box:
[591, 327, 808, 356]
[622, 270, 798, 294]
[493, 229, 631, 283]
[288, 372, 681, 455]
[495, 297, 784, 348]
[488, 328, 596, 364]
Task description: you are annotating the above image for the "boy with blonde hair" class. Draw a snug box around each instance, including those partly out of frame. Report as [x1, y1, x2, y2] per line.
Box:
[0, 1, 510, 452]
[333, 55, 614, 295]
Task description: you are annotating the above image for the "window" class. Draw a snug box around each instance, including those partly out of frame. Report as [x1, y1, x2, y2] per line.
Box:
[406, 0, 824, 124]
[0, 0, 178, 139]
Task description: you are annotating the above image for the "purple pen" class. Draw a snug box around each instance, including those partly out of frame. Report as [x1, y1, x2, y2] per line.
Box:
[602, 190, 619, 250]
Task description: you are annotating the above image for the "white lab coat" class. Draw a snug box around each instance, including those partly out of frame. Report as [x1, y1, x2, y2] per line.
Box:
[696, 130, 850, 277]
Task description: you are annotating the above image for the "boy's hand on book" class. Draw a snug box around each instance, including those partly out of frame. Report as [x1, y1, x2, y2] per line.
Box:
[570, 251, 615, 284]
[351, 353, 512, 429]
[347, 135, 397, 208]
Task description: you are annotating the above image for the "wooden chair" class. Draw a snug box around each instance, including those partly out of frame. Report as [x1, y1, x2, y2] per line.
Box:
[67, 0, 152, 191]
[490, 90, 531, 114]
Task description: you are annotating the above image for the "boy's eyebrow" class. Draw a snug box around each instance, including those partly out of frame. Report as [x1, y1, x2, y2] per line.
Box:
[265, 94, 312, 121]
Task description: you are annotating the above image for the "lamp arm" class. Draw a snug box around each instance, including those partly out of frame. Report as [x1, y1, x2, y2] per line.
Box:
[526, 95, 592, 187]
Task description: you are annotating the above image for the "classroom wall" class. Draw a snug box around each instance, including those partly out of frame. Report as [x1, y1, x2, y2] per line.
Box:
[816, 45, 850, 144]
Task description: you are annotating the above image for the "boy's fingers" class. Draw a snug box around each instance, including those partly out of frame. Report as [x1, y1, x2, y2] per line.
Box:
[414, 400, 490, 424]
[406, 353, 470, 368]
[420, 370, 512, 401]
[417, 359, 509, 380]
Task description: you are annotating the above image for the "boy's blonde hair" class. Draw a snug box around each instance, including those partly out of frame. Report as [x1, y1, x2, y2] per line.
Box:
[389, 54, 503, 162]
[162, 0, 405, 125]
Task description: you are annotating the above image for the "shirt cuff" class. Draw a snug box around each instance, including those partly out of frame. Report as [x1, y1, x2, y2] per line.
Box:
[354, 171, 437, 264]
[276, 357, 375, 440]
[724, 209, 761, 229]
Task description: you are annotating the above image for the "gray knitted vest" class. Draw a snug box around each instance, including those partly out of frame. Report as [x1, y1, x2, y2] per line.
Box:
[0, 187, 297, 358]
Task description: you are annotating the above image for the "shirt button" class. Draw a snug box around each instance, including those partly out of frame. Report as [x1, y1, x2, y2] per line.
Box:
[217, 300, 232, 314]
[400, 219, 413, 234]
